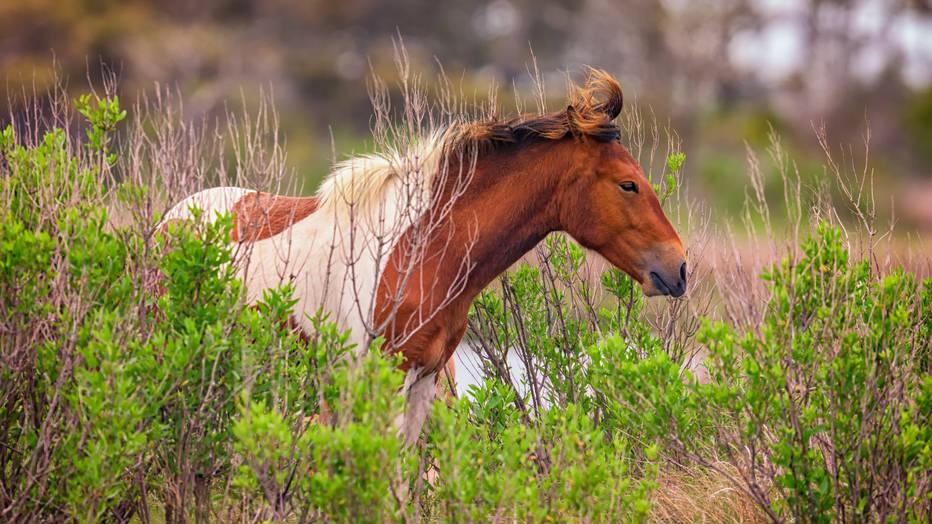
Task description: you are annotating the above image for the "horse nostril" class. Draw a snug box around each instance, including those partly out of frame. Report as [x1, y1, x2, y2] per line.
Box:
[679, 262, 687, 284]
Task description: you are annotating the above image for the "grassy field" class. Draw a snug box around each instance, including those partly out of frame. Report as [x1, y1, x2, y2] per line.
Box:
[1, 85, 929, 523]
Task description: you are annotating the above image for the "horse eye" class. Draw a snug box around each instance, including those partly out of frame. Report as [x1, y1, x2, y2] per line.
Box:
[618, 181, 638, 193]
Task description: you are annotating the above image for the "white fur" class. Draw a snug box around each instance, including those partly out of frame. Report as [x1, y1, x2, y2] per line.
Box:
[162, 133, 452, 443]
[398, 368, 437, 445]
[162, 132, 447, 352]
[162, 186, 253, 223]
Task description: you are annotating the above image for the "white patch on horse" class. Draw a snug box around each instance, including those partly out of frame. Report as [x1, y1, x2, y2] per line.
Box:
[397, 367, 437, 446]
[163, 132, 448, 353]
[164, 132, 454, 444]
[161, 186, 253, 223]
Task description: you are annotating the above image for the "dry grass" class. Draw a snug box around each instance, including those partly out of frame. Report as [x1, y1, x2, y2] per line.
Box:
[650, 463, 768, 524]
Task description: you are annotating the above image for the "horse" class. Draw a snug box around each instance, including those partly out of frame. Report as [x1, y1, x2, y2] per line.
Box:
[162, 69, 687, 443]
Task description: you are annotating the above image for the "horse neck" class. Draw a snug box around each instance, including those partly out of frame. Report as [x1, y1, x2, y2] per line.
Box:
[373, 139, 576, 354]
[446, 140, 574, 296]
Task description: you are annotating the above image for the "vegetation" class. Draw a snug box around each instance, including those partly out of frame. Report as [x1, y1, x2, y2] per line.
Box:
[0, 90, 929, 523]
[4, 1, 931, 229]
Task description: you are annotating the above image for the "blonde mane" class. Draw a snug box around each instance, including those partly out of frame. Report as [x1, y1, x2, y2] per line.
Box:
[314, 130, 449, 214]
[313, 68, 623, 216]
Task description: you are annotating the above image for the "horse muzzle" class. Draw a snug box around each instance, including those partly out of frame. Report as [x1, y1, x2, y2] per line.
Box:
[643, 260, 687, 297]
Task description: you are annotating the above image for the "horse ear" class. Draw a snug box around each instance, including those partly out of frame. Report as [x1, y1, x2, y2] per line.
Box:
[565, 105, 584, 138]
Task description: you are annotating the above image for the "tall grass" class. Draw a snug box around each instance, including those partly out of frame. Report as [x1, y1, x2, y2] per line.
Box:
[0, 68, 929, 523]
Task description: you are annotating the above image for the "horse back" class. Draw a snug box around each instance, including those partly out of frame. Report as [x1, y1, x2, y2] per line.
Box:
[229, 191, 319, 242]
[162, 187, 319, 243]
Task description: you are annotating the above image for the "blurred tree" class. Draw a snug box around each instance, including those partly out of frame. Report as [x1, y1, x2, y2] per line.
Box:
[1, 0, 929, 216]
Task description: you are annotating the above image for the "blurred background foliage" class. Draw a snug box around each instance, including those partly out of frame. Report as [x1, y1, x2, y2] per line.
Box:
[2, 0, 931, 229]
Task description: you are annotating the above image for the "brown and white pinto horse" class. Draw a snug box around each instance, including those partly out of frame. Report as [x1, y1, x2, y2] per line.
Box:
[163, 70, 686, 442]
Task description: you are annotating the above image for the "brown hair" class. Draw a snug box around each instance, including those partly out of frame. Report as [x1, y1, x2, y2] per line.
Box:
[451, 68, 623, 151]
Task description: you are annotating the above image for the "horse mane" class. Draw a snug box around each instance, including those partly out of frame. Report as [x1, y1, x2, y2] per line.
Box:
[315, 130, 447, 212]
[449, 68, 623, 151]
[314, 68, 623, 213]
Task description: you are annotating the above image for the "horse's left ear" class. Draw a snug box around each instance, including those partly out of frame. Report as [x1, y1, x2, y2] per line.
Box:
[565, 105, 584, 139]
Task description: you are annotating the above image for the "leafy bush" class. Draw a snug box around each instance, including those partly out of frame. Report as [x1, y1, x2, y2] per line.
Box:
[426, 381, 656, 522]
[1, 92, 928, 523]
[0, 95, 408, 522]
[695, 224, 932, 522]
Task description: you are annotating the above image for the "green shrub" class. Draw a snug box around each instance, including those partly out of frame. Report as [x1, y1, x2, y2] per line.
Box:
[234, 341, 411, 522]
[697, 224, 932, 522]
[2, 92, 928, 523]
[425, 381, 656, 522]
